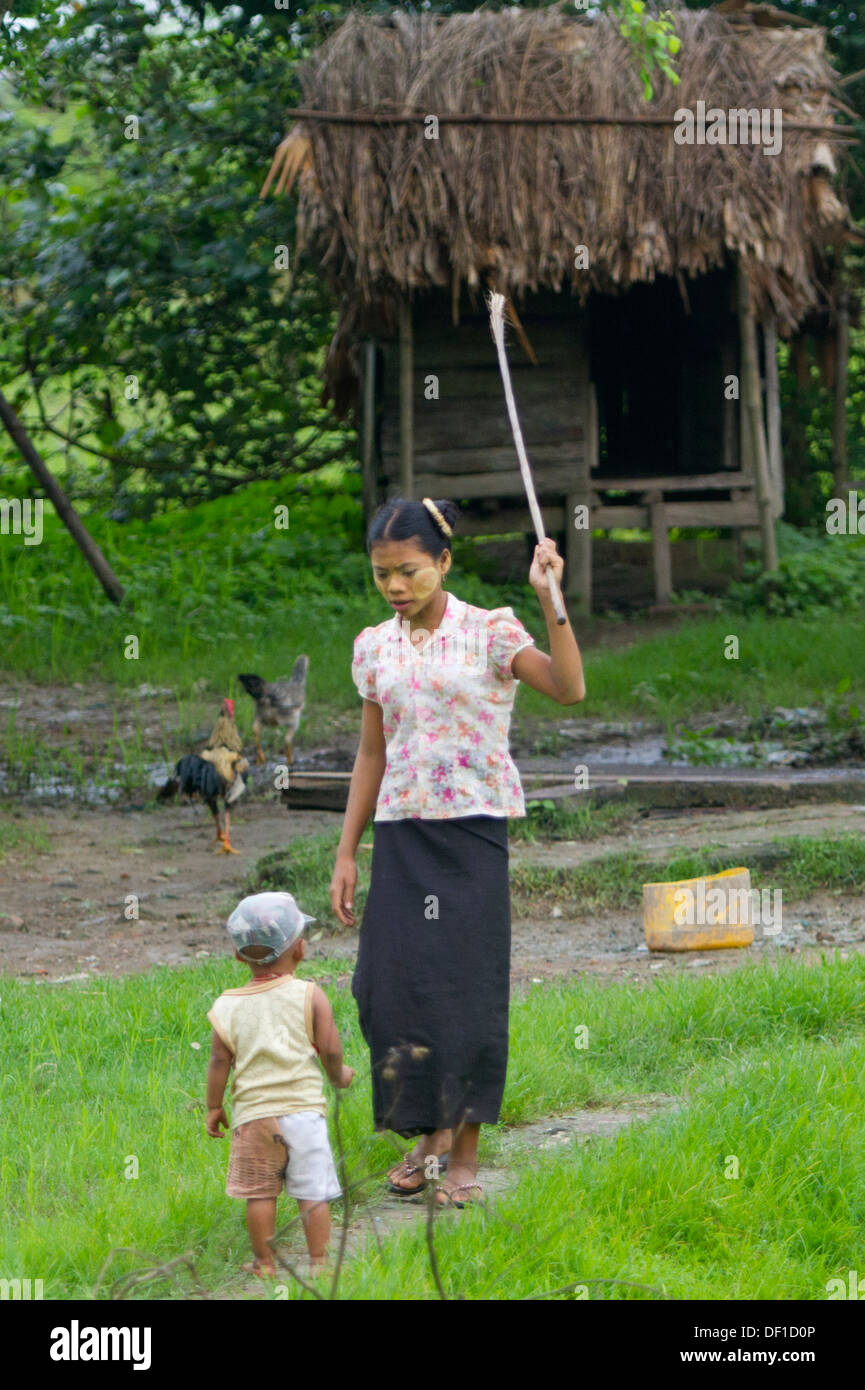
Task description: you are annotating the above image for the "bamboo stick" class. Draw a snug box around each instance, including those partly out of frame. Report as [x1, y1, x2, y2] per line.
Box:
[282, 108, 856, 136]
[488, 293, 567, 625]
[832, 294, 849, 495]
[398, 296, 414, 499]
[736, 265, 778, 573]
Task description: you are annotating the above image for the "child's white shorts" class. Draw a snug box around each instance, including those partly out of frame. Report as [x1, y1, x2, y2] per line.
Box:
[226, 1111, 342, 1203]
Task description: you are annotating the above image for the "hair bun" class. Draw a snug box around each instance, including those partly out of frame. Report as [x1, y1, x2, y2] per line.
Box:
[435, 499, 458, 534]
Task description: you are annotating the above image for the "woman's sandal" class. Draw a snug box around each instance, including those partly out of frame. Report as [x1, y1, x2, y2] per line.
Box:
[435, 1182, 485, 1209]
[386, 1151, 448, 1196]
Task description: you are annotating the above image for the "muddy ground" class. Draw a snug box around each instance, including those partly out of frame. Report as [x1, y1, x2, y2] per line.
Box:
[2, 671, 864, 984]
[2, 796, 863, 985]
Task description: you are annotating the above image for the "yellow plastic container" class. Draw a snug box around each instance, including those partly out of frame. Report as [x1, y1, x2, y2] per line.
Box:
[642, 866, 755, 952]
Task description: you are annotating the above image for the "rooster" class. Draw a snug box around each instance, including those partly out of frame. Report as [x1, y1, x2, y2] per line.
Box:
[158, 697, 249, 854]
[238, 656, 309, 766]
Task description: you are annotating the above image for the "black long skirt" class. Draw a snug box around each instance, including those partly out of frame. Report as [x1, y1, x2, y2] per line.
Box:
[351, 814, 511, 1139]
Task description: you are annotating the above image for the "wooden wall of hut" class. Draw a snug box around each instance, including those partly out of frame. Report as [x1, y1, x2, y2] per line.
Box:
[376, 286, 591, 519]
[362, 267, 765, 611]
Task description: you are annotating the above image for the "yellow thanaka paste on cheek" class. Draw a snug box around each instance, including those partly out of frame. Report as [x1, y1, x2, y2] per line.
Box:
[412, 565, 440, 602]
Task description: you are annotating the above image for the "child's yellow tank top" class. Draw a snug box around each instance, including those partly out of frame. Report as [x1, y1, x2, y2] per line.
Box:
[207, 975, 326, 1127]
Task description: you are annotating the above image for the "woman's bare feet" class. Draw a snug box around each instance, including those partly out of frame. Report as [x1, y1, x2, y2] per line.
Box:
[387, 1129, 452, 1192]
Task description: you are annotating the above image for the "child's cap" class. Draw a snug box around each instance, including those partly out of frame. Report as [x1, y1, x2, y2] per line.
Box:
[226, 892, 316, 964]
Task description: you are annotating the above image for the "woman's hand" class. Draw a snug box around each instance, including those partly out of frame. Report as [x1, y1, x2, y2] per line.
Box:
[330, 852, 357, 927]
[528, 538, 564, 599]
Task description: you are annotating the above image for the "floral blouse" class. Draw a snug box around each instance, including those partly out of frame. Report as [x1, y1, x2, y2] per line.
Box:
[351, 591, 536, 821]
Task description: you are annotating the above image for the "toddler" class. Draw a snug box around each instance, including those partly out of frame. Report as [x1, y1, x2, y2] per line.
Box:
[206, 891, 353, 1277]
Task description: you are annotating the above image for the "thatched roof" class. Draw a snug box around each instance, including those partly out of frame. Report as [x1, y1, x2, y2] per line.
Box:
[264, 4, 854, 346]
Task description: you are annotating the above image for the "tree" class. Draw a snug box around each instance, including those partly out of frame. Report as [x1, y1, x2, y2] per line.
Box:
[0, 0, 352, 510]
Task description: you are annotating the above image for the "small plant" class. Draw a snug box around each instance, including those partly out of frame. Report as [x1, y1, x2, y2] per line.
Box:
[612, 0, 681, 100]
[665, 726, 750, 767]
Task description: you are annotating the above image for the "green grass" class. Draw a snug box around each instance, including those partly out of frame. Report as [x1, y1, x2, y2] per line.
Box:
[509, 798, 641, 843]
[0, 814, 49, 863]
[345, 1037, 865, 1300]
[509, 832, 865, 917]
[2, 952, 863, 1298]
[541, 612, 865, 724]
[2, 487, 865, 735]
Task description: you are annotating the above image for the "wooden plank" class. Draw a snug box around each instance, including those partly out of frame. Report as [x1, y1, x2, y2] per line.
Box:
[410, 465, 585, 500]
[457, 505, 566, 535]
[591, 506, 650, 528]
[424, 498, 760, 533]
[382, 368, 587, 400]
[664, 499, 760, 527]
[398, 295, 413, 498]
[595, 472, 753, 493]
[381, 410, 584, 457]
[393, 332, 589, 372]
[383, 442, 587, 478]
[592, 506, 648, 528]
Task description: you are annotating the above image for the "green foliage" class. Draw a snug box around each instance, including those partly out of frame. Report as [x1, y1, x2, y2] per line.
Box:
[0, 0, 353, 509]
[611, 0, 680, 99]
[727, 525, 865, 619]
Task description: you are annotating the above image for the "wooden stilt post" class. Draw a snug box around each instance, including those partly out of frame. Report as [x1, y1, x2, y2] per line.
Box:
[566, 486, 591, 614]
[737, 264, 778, 573]
[764, 314, 783, 518]
[645, 489, 672, 604]
[398, 295, 414, 499]
[0, 389, 125, 604]
[832, 293, 849, 497]
[565, 381, 596, 614]
[361, 340, 377, 521]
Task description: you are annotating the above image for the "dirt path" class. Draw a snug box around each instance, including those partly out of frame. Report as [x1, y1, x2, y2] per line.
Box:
[2, 799, 863, 983]
[228, 1093, 681, 1293]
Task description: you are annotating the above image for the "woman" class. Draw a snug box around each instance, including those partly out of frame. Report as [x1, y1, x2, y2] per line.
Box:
[329, 496, 585, 1207]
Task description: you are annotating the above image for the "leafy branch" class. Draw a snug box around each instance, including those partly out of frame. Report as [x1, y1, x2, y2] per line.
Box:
[610, 0, 681, 101]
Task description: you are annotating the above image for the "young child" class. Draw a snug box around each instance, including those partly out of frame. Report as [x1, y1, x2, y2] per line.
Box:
[205, 891, 354, 1278]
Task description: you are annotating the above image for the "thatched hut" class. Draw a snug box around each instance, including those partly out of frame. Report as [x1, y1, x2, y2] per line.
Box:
[263, 3, 856, 610]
